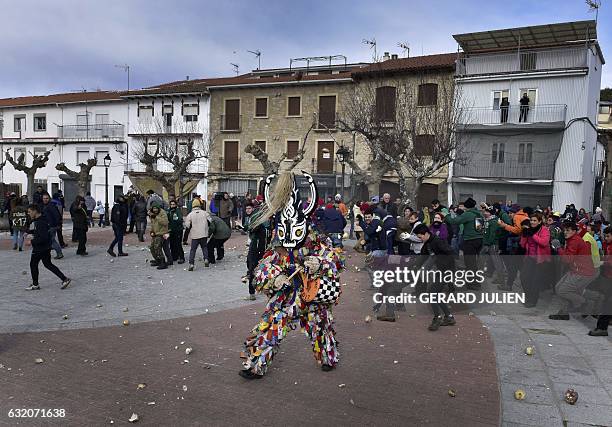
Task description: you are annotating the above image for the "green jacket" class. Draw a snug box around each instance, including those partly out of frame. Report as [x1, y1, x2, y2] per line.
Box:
[151, 209, 169, 236]
[167, 208, 183, 233]
[445, 207, 484, 241]
[208, 215, 232, 240]
[482, 216, 500, 246]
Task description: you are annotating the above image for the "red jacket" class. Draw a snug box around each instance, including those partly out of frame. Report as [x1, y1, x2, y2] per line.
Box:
[603, 241, 612, 279]
[558, 233, 596, 277]
[520, 226, 551, 263]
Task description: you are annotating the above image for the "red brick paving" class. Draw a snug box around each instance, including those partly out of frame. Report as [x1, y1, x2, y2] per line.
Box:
[0, 244, 500, 426]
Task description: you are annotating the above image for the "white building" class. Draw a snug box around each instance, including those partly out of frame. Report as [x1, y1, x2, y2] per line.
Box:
[452, 20, 605, 211]
[0, 91, 129, 204]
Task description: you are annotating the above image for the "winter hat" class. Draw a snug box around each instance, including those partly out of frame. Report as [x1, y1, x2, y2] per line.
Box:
[335, 194, 342, 201]
[464, 197, 477, 209]
[192, 199, 201, 208]
[510, 204, 521, 213]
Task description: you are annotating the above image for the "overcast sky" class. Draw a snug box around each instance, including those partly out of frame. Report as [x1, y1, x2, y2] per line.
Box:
[0, 0, 610, 98]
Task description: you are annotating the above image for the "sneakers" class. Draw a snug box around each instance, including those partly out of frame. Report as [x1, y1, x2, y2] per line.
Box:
[156, 263, 168, 270]
[238, 369, 263, 380]
[118, 253, 129, 257]
[54, 254, 64, 260]
[588, 328, 609, 337]
[60, 278, 72, 289]
[188, 264, 194, 271]
[107, 249, 116, 257]
[549, 313, 570, 320]
[204, 260, 210, 267]
[428, 317, 442, 331]
[440, 315, 456, 326]
[25, 284, 41, 291]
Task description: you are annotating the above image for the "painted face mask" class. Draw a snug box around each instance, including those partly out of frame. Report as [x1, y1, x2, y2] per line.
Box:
[264, 171, 318, 249]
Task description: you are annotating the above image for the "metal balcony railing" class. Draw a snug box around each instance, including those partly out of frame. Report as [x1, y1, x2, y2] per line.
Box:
[456, 47, 588, 76]
[58, 123, 124, 139]
[595, 160, 606, 179]
[461, 104, 567, 125]
[220, 114, 242, 132]
[454, 158, 556, 180]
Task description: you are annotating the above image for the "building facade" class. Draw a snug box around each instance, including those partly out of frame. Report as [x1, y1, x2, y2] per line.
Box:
[452, 20, 604, 211]
[0, 91, 128, 204]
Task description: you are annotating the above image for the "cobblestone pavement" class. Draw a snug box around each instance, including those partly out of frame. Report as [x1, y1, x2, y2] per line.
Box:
[0, 233, 500, 426]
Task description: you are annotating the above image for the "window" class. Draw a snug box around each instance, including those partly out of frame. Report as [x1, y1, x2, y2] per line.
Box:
[255, 140, 266, 153]
[14, 147, 26, 160]
[318, 95, 336, 128]
[163, 104, 173, 127]
[33, 147, 47, 156]
[376, 86, 397, 122]
[519, 89, 537, 106]
[417, 83, 438, 106]
[34, 114, 46, 131]
[520, 52, 537, 71]
[224, 99, 240, 131]
[254, 97, 268, 118]
[518, 143, 533, 163]
[287, 96, 301, 116]
[138, 105, 154, 121]
[183, 103, 198, 122]
[286, 140, 299, 159]
[95, 113, 109, 127]
[600, 105, 611, 115]
[77, 150, 90, 164]
[414, 134, 434, 156]
[491, 143, 505, 163]
[95, 150, 109, 164]
[14, 115, 25, 132]
[492, 90, 510, 110]
[77, 113, 91, 130]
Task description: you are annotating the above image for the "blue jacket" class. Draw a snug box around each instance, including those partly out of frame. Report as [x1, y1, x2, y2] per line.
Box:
[321, 207, 346, 234]
[360, 217, 386, 251]
[42, 203, 62, 228]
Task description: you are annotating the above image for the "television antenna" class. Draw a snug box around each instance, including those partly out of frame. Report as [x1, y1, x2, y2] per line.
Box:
[230, 63, 240, 76]
[397, 42, 410, 58]
[362, 37, 377, 62]
[247, 49, 261, 70]
[586, 0, 601, 23]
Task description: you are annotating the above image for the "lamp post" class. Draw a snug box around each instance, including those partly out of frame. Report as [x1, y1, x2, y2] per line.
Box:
[335, 145, 350, 201]
[103, 154, 111, 226]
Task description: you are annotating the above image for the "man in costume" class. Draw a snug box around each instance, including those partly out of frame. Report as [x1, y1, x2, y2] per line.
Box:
[240, 171, 345, 379]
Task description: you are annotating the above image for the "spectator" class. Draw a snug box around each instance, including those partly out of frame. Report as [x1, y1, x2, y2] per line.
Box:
[245, 203, 268, 300]
[9, 195, 28, 251]
[334, 194, 348, 217]
[167, 200, 185, 264]
[207, 214, 232, 263]
[218, 192, 233, 228]
[149, 203, 172, 269]
[497, 204, 529, 291]
[230, 193, 239, 230]
[133, 195, 148, 242]
[41, 193, 63, 260]
[481, 207, 505, 285]
[51, 192, 67, 248]
[32, 185, 45, 208]
[107, 196, 129, 257]
[146, 190, 166, 211]
[321, 203, 347, 248]
[70, 196, 89, 256]
[429, 212, 449, 242]
[588, 228, 612, 336]
[84, 191, 96, 227]
[431, 199, 447, 214]
[379, 193, 398, 217]
[96, 201, 106, 227]
[519, 212, 551, 307]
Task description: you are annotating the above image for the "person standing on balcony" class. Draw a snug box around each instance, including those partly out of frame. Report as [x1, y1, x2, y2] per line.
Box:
[519, 93, 530, 122]
[500, 97, 510, 123]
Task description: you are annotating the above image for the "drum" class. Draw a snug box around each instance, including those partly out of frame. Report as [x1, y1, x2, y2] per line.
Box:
[300, 273, 341, 304]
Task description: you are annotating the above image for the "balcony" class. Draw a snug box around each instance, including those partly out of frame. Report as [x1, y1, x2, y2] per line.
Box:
[58, 123, 124, 139]
[220, 114, 242, 132]
[454, 158, 555, 180]
[595, 160, 606, 180]
[455, 47, 588, 77]
[461, 104, 567, 126]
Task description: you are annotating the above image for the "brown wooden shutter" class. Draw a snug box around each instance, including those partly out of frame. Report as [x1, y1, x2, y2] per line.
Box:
[417, 83, 438, 106]
[255, 140, 266, 152]
[414, 134, 434, 156]
[288, 96, 301, 116]
[286, 140, 299, 159]
[255, 98, 268, 117]
[318, 95, 336, 128]
[224, 141, 239, 171]
[376, 86, 396, 122]
[317, 141, 334, 173]
[225, 99, 240, 130]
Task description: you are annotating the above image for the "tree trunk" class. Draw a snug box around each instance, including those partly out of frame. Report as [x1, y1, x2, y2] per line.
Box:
[26, 172, 36, 200]
[78, 181, 88, 197]
[413, 177, 423, 209]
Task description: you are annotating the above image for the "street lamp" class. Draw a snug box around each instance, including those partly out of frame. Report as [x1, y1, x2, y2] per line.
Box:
[104, 154, 111, 226]
[335, 145, 351, 201]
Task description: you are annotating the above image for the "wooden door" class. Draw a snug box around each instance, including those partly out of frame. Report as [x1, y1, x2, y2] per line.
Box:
[417, 183, 439, 209]
[224, 141, 239, 171]
[224, 99, 240, 130]
[317, 141, 334, 173]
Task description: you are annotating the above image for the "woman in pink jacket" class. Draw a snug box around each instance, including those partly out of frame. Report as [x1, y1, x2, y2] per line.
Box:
[519, 211, 552, 307]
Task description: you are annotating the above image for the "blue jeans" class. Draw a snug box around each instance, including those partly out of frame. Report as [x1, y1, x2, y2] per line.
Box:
[12, 229, 25, 249]
[48, 226, 62, 256]
[109, 224, 125, 253]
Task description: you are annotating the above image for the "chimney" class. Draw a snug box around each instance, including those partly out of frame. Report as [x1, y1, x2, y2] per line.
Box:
[391, 54, 398, 60]
[186, 75, 190, 81]
[382, 52, 390, 61]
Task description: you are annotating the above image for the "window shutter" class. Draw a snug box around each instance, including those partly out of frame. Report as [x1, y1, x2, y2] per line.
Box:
[288, 97, 301, 116]
[255, 140, 266, 152]
[287, 140, 299, 159]
[318, 96, 336, 128]
[181, 100, 184, 116]
[417, 84, 438, 106]
[255, 98, 267, 117]
[137, 101, 140, 117]
[414, 135, 434, 156]
[376, 86, 396, 121]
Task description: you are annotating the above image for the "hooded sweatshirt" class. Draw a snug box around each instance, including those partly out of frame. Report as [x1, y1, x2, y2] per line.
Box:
[445, 207, 484, 241]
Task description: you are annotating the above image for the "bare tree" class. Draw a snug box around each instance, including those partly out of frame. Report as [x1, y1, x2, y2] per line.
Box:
[244, 119, 316, 175]
[55, 158, 97, 196]
[131, 118, 210, 199]
[5, 149, 52, 198]
[337, 75, 467, 206]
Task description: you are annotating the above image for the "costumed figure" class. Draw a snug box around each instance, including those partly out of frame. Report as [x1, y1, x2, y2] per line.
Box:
[239, 171, 345, 379]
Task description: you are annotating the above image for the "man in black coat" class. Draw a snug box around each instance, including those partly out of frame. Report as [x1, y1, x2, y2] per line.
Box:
[25, 204, 71, 290]
[70, 196, 89, 256]
[107, 196, 129, 257]
[41, 193, 64, 259]
[133, 195, 148, 242]
[379, 193, 398, 218]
